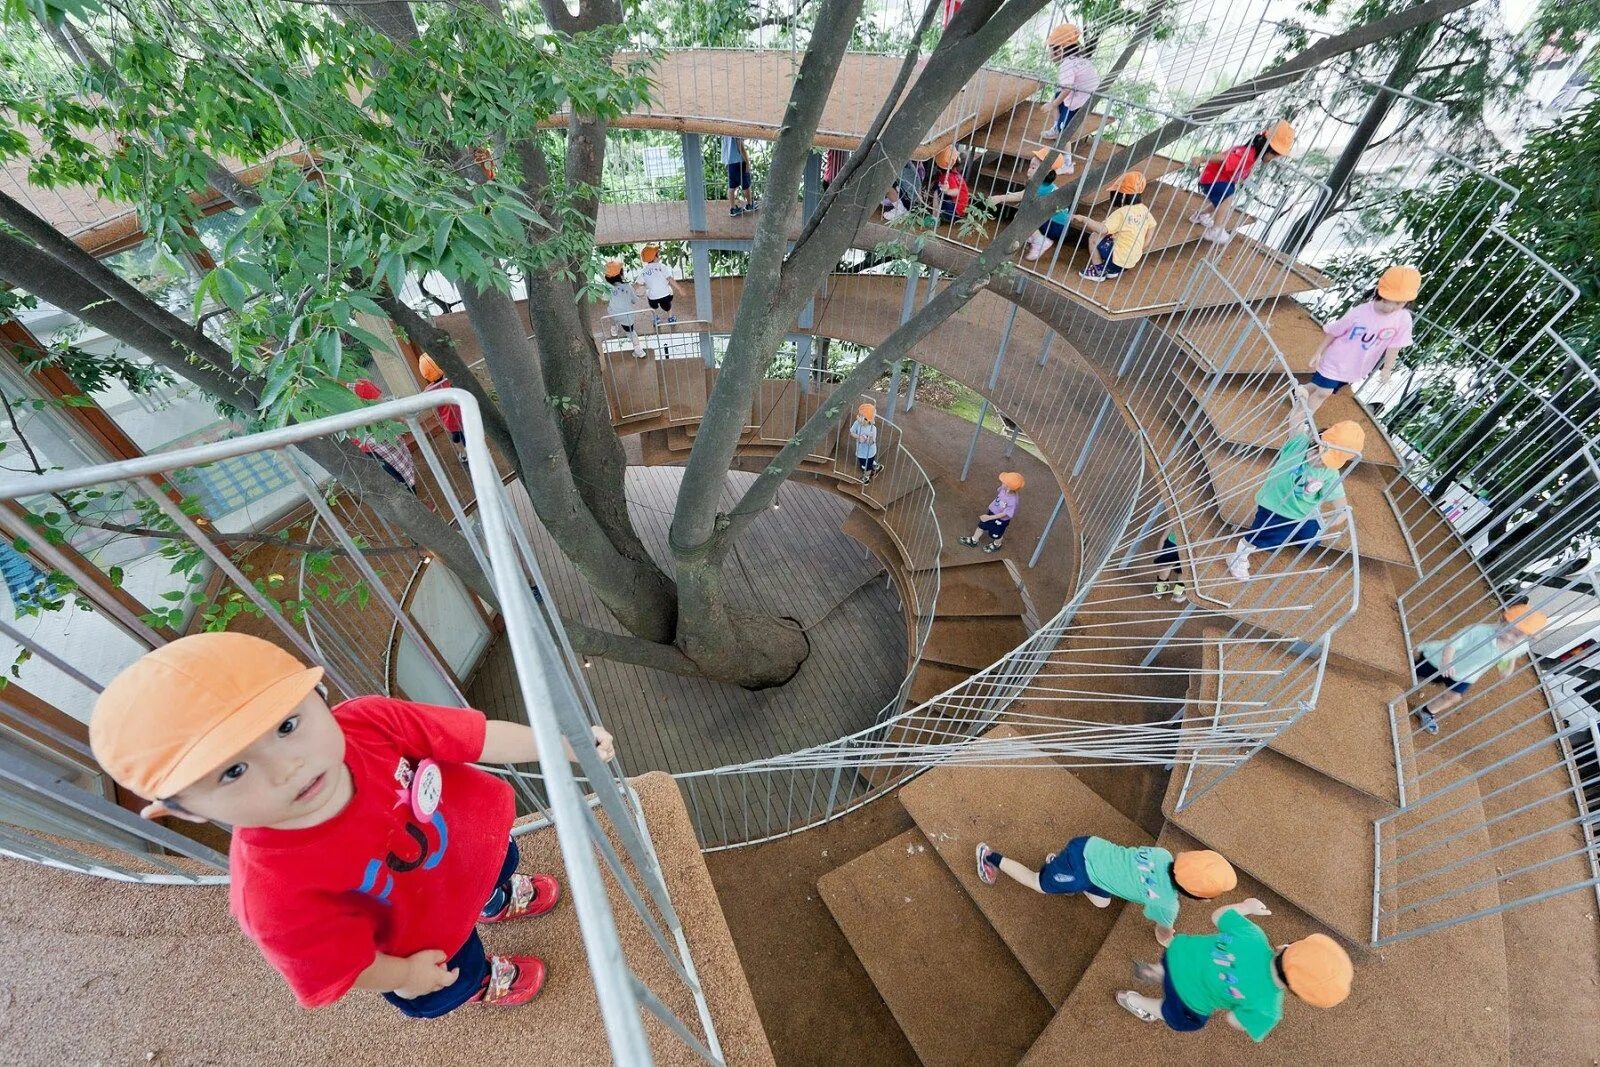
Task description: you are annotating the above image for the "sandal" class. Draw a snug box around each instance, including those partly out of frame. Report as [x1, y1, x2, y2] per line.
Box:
[480, 872, 561, 924]
[1152, 581, 1172, 599]
[1116, 990, 1159, 1023]
[471, 954, 547, 1007]
[959, 536, 979, 547]
[984, 541, 1003, 553]
[975, 842, 998, 885]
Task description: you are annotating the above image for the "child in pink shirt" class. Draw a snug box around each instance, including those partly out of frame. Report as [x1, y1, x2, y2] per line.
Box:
[959, 472, 1023, 554]
[1307, 266, 1420, 413]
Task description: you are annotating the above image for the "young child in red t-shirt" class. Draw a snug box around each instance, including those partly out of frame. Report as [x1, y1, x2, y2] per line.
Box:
[89, 632, 615, 1017]
[418, 353, 467, 465]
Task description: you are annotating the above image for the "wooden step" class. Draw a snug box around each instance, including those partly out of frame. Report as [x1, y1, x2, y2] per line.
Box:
[1176, 367, 1400, 468]
[897, 726, 1153, 1007]
[932, 559, 1028, 617]
[1162, 746, 1387, 943]
[1157, 296, 1325, 376]
[965, 104, 1107, 158]
[923, 616, 1031, 671]
[818, 828, 1054, 1067]
[906, 662, 977, 706]
[1022, 825, 1510, 1066]
[751, 379, 799, 444]
[602, 349, 668, 421]
[659, 358, 711, 423]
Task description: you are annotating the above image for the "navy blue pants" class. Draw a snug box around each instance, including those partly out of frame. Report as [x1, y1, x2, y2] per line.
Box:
[1244, 505, 1320, 551]
[1160, 961, 1210, 1032]
[383, 838, 520, 1018]
[1038, 835, 1112, 896]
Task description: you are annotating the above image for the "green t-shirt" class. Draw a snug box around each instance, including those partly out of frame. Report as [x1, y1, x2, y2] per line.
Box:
[1417, 623, 1519, 684]
[1254, 433, 1345, 522]
[1081, 837, 1179, 927]
[1165, 910, 1284, 1042]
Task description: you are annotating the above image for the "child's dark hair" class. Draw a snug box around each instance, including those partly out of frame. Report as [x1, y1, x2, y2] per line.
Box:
[1051, 40, 1080, 57]
[1273, 950, 1290, 987]
[1108, 191, 1142, 208]
[1168, 862, 1205, 900]
[1251, 132, 1279, 158]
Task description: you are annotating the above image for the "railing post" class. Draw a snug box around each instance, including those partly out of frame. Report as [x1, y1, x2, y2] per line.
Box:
[682, 133, 707, 233]
[692, 242, 714, 367]
[904, 362, 921, 412]
[960, 399, 988, 481]
[1029, 492, 1067, 569]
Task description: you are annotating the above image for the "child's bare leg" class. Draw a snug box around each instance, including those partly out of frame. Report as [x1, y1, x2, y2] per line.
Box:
[1133, 959, 1165, 983]
[994, 856, 1046, 892]
[1156, 566, 1176, 582]
[1423, 689, 1463, 719]
[1304, 385, 1332, 412]
[1089, 241, 1105, 266]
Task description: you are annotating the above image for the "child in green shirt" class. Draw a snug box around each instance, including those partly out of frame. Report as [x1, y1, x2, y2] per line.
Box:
[1115, 898, 1353, 1042]
[1412, 603, 1545, 733]
[1225, 390, 1364, 581]
[975, 837, 1236, 945]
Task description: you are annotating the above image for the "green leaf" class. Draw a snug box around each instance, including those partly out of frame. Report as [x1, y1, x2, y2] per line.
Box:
[257, 357, 298, 412]
[431, 216, 454, 263]
[314, 330, 344, 377]
[212, 266, 250, 313]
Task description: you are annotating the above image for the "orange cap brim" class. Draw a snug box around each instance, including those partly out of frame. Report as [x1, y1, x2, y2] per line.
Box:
[152, 666, 325, 798]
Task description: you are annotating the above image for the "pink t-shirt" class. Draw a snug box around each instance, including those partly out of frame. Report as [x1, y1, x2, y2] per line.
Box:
[988, 488, 1018, 520]
[1319, 302, 1413, 383]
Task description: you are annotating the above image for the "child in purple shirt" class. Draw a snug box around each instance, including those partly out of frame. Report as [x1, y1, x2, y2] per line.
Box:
[959, 471, 1023, 554]
[1307, 266, 1419, 412]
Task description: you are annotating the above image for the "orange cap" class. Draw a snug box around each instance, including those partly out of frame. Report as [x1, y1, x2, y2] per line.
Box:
[998, 471, 1025, 491]
[1032, 147, 1069, 174]
[1318, 420, 1364, 470]
[1172, 850, 1237, 898]
[90, 633, 325, 800]
[1504, 604, 1548, 636]
[1266, 120, 1295, 156]
[1281, 934, 1353, 1008]
[350, 378, 381, 401]
[418, 354, 444, 383]
[935, 146, 959, 170]
[1048, 23, 1081, 47]
[603, 259, 624, 279]
[641, 244, 660, 262]
[1112, 170, 1147, 195]
[1376, 265, 1421, 302]
[858, 402, 876, 420]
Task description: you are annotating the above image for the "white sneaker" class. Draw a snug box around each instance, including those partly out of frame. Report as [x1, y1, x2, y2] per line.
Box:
[1203, 226, 1233, 246]
[1041, 123, 1064, 139]
[1189, 210, 1214, 226]
[1025, 235, 1054, 262]
[884, 202, 908, 222]
[1226, 541, 1253, 580]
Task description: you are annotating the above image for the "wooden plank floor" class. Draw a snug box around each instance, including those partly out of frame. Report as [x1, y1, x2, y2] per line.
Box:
[467, 467, 907, 776]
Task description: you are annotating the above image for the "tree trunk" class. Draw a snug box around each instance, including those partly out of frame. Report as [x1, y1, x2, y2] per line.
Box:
[1279, 22, 1435, 256]
[673, 554, 810, 690]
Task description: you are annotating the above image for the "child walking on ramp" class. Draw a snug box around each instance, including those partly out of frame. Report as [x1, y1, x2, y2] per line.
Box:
[975, 836, 1236, 945]
[90, 633, 615, 1017]
[1115, 897, 1353, 1042]
[850, 402, 880, 484]
[1412, 603, 1546, 733]
[1307, 265, 1419, 411]
[960, 471, 1023, 552]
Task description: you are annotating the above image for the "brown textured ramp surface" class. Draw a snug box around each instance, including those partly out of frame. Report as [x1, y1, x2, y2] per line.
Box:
[932, 559, 1028, 616]
[1180, 369, 1401, 468]
[818, 828, 1054, 1066]
[0, 773, 773, 1066]
[1163, 748, 1387, 943]
[1021, 826, 1510, 1066]
[898, 730, 1152, 1007]
[1162, 296, 1329, 374]
[923, 615, 1031, 670]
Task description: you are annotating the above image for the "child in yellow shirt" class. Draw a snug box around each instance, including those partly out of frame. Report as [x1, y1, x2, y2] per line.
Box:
[1071, 171, 1156, 282]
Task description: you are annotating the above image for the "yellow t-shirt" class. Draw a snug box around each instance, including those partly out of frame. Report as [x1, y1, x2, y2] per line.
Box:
[1103, 204, 1156, 269]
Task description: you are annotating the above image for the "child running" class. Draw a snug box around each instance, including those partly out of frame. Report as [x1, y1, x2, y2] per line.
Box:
[932, 147, 970, 222]
[722, 136, 758, 217]
[1412, 604, 1546, 733]
[1153, 529, 1185, 602]
[959, 471, 1023, 553]
[602, 259, 645, 357]
[1070, 170, 1155, 279]
[1307, 266, 1419, 412]
[988, 149, 1073, 259]
[1115, 897, 1353, 1041]
[88, 633, 616, 1017]
[1225, 395, 1363, 581]
[975, 837, 1236, 946]
[1189, 121, 1294, 246]
[1041, 23, 1100, 140]
[637, 245, 683, 325]
[850, 402, 880, 485]
[418, 354, 467, 465]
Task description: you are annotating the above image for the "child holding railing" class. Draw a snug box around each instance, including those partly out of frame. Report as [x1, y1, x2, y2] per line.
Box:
[1070, 170, 1155, 278]
[1189, 121, 1294, 247]
[1306, 266, 1419, 411]
[602, 259, 645, 358]
[89, 633, 615, 1017]
[932, 146, 971, 222]
[1153, 529, 1185, 602]
[1041, 23, 1100, 140]
[850, 402, 880, 485]
[987, 148, 1074, 259]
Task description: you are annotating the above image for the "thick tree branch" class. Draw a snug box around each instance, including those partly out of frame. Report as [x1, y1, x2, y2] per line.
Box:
[563, 620, 702, 676]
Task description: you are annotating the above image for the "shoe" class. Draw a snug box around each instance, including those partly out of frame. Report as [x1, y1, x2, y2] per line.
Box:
[1416, 708, 1439, 734]
[976, 842, 998, 885]
[470, 955, 547, 1007]
[1079, 265, 1106, 282]
[1041, 123, 1064, 139]
[729, 205, 744, 217]
[1226, 540, 1253, 580]
[958, 536, 979, 547]
[667, 314, 677, 324]
[457, 453, 469, 467]
[480, 873, 561, 923]
[984, 541, 1004, 553]
[884, 202, 908, 222]
[746, 200, 760, 212]
[1116, 990, 1159, 1023]
[1169, 582, 1187, 603]
[1024, 235, 1054, 262]
[1153, 581, 1173, 599]
[1203, 225, 1233, 246]
[652, 313, 662, 326]
[632, 342, 646, 359]
[1189, 210, 1214, 226]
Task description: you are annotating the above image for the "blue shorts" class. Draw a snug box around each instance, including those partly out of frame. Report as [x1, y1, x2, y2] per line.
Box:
[726, 161, 751, 192]
[1310, 371, 1348, 393]
[383, 838, 520, 1018]
[1198, 179, 1238, 207]
[940, 199, 962, 221]
[1054, 103, 1077, 128]
[1244, 504, 1320, 551]
[978, 517, 1010, 538]
[1038, 218, 1068, 241]
[1155, 540, 1180, 570]
[1094, 234, 1125, 276]
[1161, 962, 1210, 1032]
[1038, 836, 1112, 896]
[857, 453, 878, 471]
[1415, 655, 1472, 694]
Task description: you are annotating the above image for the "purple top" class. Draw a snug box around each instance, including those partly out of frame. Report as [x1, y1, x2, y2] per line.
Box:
[988, 488, 1018, 519]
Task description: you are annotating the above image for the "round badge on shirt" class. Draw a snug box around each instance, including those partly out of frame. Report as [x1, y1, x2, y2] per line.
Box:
[410, 758, 443, 820]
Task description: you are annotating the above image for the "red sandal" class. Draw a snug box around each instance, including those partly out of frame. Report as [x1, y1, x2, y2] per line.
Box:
[480, 873, 561, 923]
[470, 955, 547, 1007]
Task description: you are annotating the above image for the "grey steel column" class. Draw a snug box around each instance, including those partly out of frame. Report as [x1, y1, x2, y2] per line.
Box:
[904, 362, 922, 411]
[682, 133, 706, 232]
[1029, 492, 1067, 568]
[961, 400, 989, 481]
[692, 242, 714, 366]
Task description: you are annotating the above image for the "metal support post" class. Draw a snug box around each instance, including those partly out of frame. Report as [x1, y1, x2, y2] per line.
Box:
[885, 360, 904, 425]
[795, 336, 816, 393]
[1037, 329, 1054, 367]
[961, 399, 989, 481]
[989, 301, 1022, 389]
[1119, 500, 1165, 568]
[1116, 320, 1149, 377]
[1028, 492, 1067, 568]
[1073, 396, 1113, 477]
[692, 242, 714, 366]
[904, 362, 922, 411]
[1141, 603, 1196, 667]
[803, 150, 821, 222]
[682, 133, 706, 233]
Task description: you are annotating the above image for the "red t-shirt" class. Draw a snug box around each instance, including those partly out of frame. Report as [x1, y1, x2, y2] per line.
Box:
[423, 378, 463, 434]
[939, 170, 970, 216]
[229, 697, 515, 1008]
[1200, 144, 1259, 186]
